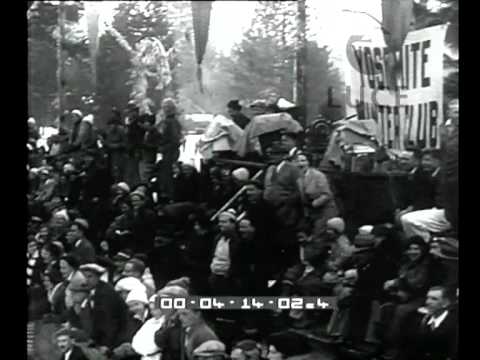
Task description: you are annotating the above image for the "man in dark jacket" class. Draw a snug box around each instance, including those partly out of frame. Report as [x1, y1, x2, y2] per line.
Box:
[227, 100, 250, 129]
[263, 132, 302, 268]
[399, 150, 451, 241]
[125, 104, 144, 186]
[158, 98, 183, 199]
[139, 114, 162, 184]
[66, 219, 96, 264]
[55, 327, 89, 360]
[79, 263, 130, 354]
[104, 110, 128, 183]
[402, 286, 457, 360]
[208, 209, 251, 296]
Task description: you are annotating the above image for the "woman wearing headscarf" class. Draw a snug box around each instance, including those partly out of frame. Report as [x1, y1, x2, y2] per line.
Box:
[293, 151, 338, 238]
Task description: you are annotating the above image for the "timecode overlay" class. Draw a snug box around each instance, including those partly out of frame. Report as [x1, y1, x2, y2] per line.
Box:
[155, 296, 336, 310]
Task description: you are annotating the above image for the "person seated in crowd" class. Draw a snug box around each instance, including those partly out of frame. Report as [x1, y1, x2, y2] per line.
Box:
[112, 250, 133, 285]
[180, 211, 215, 296]
[110, 182, 131, 217]
[154, 285, 190, 360]
[128, 189, 157, 255]
[263, 132, 303, 268]
[172, 160, 202, 203]
[42, 266, 66, 316]
[242, 179, 282, 283]
[122, 258, 156, 298]
[40, 242, 63, 281]
[55, 327, 89, 360]
[228, 100, 251, 130]
[105, 198, 136, 254]
[429, 237, 458, 290]
[112, 288, 150, 360]
[397, 150, 446, 241]
[293, 151, 338, 239]
[27, 239, 43, 288]
[402, 286, 458, 360]
[177, 308, 221, 360]
[330, 225, 400, 348]
[377, 236, 435, 358]
[279, 231, 330, 329]
[78, 263, 130, 355]
[209, 209, 251, 296]
[66, 218, 96, 265]
[322, 218, 355, 286]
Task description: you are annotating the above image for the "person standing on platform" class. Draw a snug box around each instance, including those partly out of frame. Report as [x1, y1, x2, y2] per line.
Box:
[227, 100, 250, 130]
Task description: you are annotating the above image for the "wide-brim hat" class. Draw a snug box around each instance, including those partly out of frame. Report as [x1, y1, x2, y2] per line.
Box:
[193, 340, 226, 358]
[79, 263, 106, 276]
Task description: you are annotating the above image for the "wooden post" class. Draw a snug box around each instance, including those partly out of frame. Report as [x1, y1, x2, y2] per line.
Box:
[296, 0, 307, 127]
[56, 2, 66, 119]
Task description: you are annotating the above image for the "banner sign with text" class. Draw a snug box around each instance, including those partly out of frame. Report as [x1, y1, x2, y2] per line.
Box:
[347, 25, 448, 150]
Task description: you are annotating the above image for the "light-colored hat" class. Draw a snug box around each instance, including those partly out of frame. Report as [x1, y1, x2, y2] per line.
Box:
[115, 276, 146, 293]
[157, 285, 188, 298]
[358, 225, 374, 235]
[82, 114, 94, 124]
[126, 288, 149, 305]
[74, 218, 89, 231]
[193, 340, 226, 357]
[71, 109, 83, 118]
[326, 217, 345, 233]
[28, 117, 36, 125]
[54, 209, 70, 222]
[219, 209, 237, 222]
[63, 163, 75, 173]
[116, 182, 130, 193]
[79, 263, 106, 276]
[232, 168, 250, 182]
[68, 271, 90, 292]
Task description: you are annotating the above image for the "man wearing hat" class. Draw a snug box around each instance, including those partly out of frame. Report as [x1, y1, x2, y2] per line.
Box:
[153, 285, 190, 360]
[65, 271, 95, 341]
[69, 110, 97, 153]
[177, 309, 220, 360]
[209, 209, 251, 296]
[55, 327, 89, 360]
[67, 219, 96, 265]
[263, 131, 302, 268]
[79, 262, 130, 354]
[227, 100, 250, 129]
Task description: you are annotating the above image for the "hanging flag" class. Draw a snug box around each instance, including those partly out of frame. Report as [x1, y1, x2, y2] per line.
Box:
[84, 2, 101, 87]
[382, 0, 414, 87]
[191, 1, 213, 93]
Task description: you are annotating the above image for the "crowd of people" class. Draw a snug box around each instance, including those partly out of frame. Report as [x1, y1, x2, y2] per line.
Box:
[27, 97, 459, 360]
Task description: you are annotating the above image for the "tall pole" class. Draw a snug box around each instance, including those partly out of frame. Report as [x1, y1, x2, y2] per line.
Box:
[56, 2, 66, 120]
[296, 0, 307, 127]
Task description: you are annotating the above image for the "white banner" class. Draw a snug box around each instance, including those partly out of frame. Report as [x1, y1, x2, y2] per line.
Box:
[346, 25, 448, 150]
